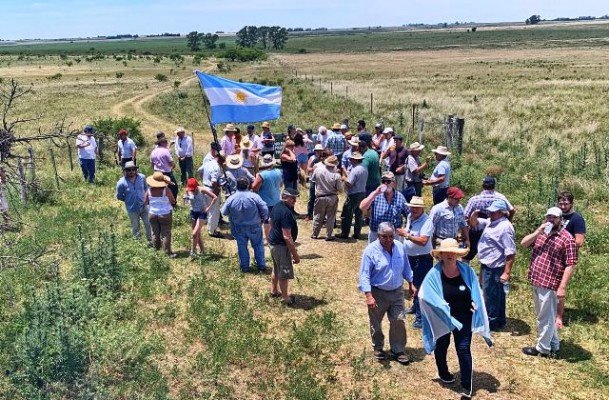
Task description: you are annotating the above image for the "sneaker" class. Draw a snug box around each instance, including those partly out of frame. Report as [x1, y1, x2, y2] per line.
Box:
[460, 387, 472, 399]
[412, 320, 422, 329]
[189, 251, 197, 260]
[310, 234, 319, 239]
[209, 231, 223, 239]
[438, 372, 455, 384]
[390, 351, 410, 365]
[373, 349, 387, 360]
[168, 253, 178, 259]
[522, 346, 551, 358]
[325, 236, 336, 241]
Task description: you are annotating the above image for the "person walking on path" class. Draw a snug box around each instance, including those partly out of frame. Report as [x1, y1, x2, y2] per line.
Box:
[222, 177, 268, 272]
[144, 171, 177, 257]
[269, 189, 300, 306]
[115, 161, 151, 243]
[174, 127, 194, 186]
[358, 222, 414, 365]
[185, 178, 217, 258]
[520, 207, 578, 357]
[419, 238, 492, 399]
[76, 124, 98, 183]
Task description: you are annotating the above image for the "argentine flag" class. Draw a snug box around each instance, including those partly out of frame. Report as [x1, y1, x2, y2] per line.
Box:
[195, 71, 282, 124]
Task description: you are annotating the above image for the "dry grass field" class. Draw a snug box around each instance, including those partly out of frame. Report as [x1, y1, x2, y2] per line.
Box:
[1, 36, 608, 400]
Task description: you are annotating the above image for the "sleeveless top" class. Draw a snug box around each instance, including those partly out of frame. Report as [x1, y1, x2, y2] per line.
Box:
[148, 188, 173, 216]
[189, 190, 210, 212]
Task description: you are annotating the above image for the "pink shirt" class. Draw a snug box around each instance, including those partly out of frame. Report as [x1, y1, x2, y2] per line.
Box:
[220, 135, 235, 155]
[150, 146, 173, 172]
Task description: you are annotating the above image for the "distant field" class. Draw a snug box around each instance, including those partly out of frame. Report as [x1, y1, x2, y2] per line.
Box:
[1, 22, 609, 56]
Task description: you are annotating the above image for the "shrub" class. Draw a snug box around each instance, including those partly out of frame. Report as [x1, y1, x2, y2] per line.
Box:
[116, 71, 124, 78]
[155, 73, 167, 82]
[47, 73, 62, 81]
[297, 48, 307, 53]
[92, 116, 145, 147]
[219, 47, 267, 62]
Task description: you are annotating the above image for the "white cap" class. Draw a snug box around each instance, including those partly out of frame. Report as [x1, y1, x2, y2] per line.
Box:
[340, 124, 348, 130]
[545, 207, 562, 217]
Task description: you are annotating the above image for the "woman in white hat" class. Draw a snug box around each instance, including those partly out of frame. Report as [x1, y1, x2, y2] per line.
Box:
[424, 146, 452, 205]
[418, 238, 492, 399]
[144, 171, 177, 257]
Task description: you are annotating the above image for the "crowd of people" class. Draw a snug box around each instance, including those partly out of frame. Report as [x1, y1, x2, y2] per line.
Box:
[78, 118, 586, 399]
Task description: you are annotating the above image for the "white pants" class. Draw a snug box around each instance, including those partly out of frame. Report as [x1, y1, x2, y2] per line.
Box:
[532, 285, 560, 354]
[207, 199, 221, 234]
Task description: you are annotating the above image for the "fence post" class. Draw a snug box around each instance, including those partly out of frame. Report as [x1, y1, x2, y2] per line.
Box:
[17, 157, 26, 203]
[419, 118, 425, 144]
[411, 104, 417, 139]
[330, 81, 333, 95]
[370, 93, 373, 114]
[346, 86, 348, 97]
[27, 147, 36, 181]
[66, 138, 74, 171]
[49, 147, 60, 189]
[445, 115, 453, 149]
[456, 118, 465, 156]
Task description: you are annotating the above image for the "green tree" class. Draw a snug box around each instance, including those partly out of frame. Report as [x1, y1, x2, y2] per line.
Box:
[269, 26, 288, 50]
[202, 33, 219, 49]
[526, 15, 541, 25]
[235, 26, 258, 48]
[186, 31, 203, 51]
[258, 26, 270, 49]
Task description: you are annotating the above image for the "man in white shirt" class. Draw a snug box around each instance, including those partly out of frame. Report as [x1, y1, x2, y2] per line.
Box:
[174, 127, 194, 186]
[76, 124, 98, 183]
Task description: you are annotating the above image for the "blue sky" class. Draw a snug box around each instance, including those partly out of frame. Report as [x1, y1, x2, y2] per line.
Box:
[0, 0, 607, 40]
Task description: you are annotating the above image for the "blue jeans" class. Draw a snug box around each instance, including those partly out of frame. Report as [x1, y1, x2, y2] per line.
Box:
[432, 186, 448, 205]
[434, 313, 473, 394]
[79, 158, 95, 183]
[481, 264, 506, 330]
[409, 254, 434, 323]
[233, 224, 266, 271]
[178, 157, 194, 185]
[307, 181, 316, 218]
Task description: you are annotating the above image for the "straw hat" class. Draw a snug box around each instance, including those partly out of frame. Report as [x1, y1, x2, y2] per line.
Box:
[349, 151, 364, 160]
[146, 171, 171, 188]
[225, 154, 244, 170]
[240, 136, 252, 149]
[314, 144, 324, 151]
[409, 142, 425, 151]
[223, 123, 237, 132]
[175, 127, 185, 134]
[431, 238, 469, 258]
[348, 137, 360, 146]
[331, 123, 341, 130]
[259, 154, 276, 168]
[261, 121, 270, 129]
[324, 155, 338, 167]
[406, 196, 425, 208]
[122, 161, 137, 170]
[432, 146, 451, 156]
[155, 133, 168, 145]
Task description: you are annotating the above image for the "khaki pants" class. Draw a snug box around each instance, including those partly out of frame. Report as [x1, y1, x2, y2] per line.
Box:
[312, 194, 338, 237]
[369, 286, 407, 353]
[149, 213, 172, 254]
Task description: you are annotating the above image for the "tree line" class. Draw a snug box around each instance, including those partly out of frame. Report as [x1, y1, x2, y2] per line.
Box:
[235, 26, 288, 50]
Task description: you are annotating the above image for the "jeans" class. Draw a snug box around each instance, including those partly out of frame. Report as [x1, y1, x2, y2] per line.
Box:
[79, 158, 95, 183]
[128, 206, 152, 242]
[307, 181, 316, 218]
[233, 224, 266, 271]
[149, 213, 172, 254]
[462, 229, 483, 261]
[284, 179, 298, 193]
[434, 313, 473, 394]
[432, 186, 448, 205]
[178, 157, 194, 185]
[481, 265, 507, 330]
[409, 254, 434, 323]
[340, 192, 366, 237]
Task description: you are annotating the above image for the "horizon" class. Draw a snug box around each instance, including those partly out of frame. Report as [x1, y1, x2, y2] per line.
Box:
[0, 0, 607, 41]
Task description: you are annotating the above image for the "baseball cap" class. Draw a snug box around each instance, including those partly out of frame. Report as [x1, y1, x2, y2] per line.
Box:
[483, 176, 496, 188]
[546, 207, 562, 217]
[487, 200, 508, 212]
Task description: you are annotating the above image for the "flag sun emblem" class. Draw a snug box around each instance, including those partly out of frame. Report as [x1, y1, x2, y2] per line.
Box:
[234, 90, 248, 103]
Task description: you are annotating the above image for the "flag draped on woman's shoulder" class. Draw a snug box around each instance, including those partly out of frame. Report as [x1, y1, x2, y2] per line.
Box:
[195, 71, 282, 124]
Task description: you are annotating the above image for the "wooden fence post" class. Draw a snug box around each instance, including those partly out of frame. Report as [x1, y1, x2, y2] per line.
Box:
[370, 93, 373, 114]
[456, 118, 465, 156]
[49, 147, 60, 189]
[346, 86, 348, 97]
[419, 118, 425, 144]
[66, 139, 74, 171]
[330, 81, 333, 95]
[27, 147, 36, 181]
[17, 157, 26, 202]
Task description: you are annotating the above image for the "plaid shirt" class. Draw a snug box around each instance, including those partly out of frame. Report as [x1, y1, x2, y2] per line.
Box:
[369, 191, 409, 231]
[326, 132, 347, 156]
[429, 200, 467, 239]
[528, 228, 578, 290]
[464, 190, 514, 218]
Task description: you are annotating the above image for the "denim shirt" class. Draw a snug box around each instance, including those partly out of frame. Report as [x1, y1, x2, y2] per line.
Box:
[358, 240, 413, 293]
[116, 173, 147, 213]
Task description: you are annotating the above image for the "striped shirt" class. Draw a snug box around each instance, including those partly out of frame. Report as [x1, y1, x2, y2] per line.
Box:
[464, 190, 514, 218]
[528, 228, 578, 290]
[429, 200, 466, 239]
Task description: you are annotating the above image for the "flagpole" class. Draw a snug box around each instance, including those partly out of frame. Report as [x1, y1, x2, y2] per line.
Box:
[196, 71, 234, 197]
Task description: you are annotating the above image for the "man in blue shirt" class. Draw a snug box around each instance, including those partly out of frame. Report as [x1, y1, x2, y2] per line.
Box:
[174, 127, 194, 186]
[115, 161, 151, 243]
[221, 177, 269, 273]
[116, 128, 137, 168]
[358, 222, 414, 364]
[429, 186, 469, 249]
[424, 146, 451, 205]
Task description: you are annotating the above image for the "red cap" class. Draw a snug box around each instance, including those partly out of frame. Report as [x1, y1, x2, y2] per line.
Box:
[447, 186, 464, 199]
[118, 129, 128, 136]
[186, 178, 198, 191]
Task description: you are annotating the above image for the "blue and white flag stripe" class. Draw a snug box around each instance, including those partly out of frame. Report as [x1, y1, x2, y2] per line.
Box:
[195, 70, 282, 124]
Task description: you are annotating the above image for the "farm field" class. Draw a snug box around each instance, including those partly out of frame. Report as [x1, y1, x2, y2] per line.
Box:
[1, 24, 608, 399]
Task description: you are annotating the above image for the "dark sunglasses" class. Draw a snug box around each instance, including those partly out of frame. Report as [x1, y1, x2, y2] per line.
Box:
[381, 179, 393, 184]
[125, 168, 137, 172]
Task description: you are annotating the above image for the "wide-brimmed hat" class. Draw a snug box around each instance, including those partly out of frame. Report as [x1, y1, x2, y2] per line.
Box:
[240, 136, 252, 149]
[146, 171, 171, 188]
[324, 155, 338, 167]
[261, 121, 270, 129]
[349, 151, 364, 160]
[259, 154, 276, 168]
[406, 196, 425, 208]
[381, 171, 395, 181]
[155, 132, 168, 144]
[175, 126, 185, 134]
[223, 123, 237, 133]
[186, 178, 199, 191]
[409, 142, 425, 151]
[123, 161, 137, 170]
[331, 123, 341, 130]
[432, 146, 451, 156]
[314, 144, 324, 151]
[226, 154, 244, 170]
[431, 238, 470, 258]
[348, 137, 360, 146]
